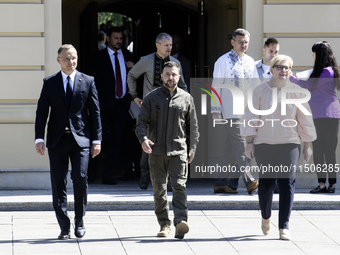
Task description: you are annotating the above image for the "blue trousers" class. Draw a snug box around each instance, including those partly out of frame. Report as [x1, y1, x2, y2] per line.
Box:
[254, 143, 300, 230]
[48, 133, 89, 232]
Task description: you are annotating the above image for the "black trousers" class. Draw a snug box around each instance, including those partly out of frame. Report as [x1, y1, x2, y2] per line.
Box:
[313, 118, 339, 185]
[255, 143, 299, 230]
[48, 133, 90, 231]
[215, 118, 254, 189]
[101, 100, 130, 179]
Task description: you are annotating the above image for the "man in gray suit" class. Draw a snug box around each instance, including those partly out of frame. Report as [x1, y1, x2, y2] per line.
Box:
[128, 32, 187, 106]
[127, 33, 187, 190]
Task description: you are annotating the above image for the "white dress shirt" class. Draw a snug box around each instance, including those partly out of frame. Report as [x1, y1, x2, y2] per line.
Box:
[262, 63, 272, 79]
[61, 70, 76, 92]
[107, 47, 127, 98]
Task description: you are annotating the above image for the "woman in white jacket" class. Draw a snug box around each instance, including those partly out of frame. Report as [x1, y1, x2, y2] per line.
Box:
[241, 55, 316, 240]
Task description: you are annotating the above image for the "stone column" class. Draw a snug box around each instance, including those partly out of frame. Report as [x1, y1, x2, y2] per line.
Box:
[44, 0, 62, 76]
[242, 0, 263, 61]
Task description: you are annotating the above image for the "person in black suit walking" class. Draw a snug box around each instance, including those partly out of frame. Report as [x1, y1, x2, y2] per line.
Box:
[35, 44, 102, 240]
[89, 26, 135, 185]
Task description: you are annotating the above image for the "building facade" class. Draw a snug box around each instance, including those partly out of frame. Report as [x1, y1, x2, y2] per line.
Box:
[1, 0, 340, 188]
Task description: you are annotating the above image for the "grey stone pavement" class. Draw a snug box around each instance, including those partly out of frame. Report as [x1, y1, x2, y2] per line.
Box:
[0, 179, 339, 254]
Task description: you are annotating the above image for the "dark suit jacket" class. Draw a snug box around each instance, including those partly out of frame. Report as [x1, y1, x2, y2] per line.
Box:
[89, 48, 134, 112]
[35, 70, 102, 149]
[177, 53, 192, 87]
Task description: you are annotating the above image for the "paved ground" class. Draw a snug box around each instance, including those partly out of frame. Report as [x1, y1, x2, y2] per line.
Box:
[0, 210, 339, 255]
[0, 179, 339, 254]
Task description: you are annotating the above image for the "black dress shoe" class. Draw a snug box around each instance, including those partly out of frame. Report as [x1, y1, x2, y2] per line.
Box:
[139, 176, 149, 190]
[75, 218, 86, 238]
[102, 178, 118, 185]
[139, 182, 148, 190]
[58, 229, 70, 240]
[167, 181, 172, 192]
[328, 185, 335, 193]
[310, 186, 328, 193]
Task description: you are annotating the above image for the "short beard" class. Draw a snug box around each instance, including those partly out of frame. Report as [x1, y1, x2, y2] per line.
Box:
[112, 44, 122, 51]
[163, 81, 177, 89]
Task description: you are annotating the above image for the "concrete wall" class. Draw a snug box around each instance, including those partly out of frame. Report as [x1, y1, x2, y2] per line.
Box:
[245, 0, 340, 69]
[0, 0, 62, 188]
[1, 0, 340, 188]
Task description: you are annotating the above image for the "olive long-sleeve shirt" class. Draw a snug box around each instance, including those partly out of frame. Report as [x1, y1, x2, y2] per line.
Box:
[135, 86, 199, 156]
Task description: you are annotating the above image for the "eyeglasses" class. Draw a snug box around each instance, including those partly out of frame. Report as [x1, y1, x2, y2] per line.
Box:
[234, 40, 249, 45]
[273, 65, 291, 71]
[59, 57, 77, 62]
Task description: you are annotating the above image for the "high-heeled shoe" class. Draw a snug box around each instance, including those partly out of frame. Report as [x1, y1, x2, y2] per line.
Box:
[279, 229, 291, 240]
[261, 218, 270, 235]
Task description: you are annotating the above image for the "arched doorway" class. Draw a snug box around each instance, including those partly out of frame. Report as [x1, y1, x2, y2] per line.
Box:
[62, 0, 241, 182]
[78, 0, 201, 77]
[67, 0, 204, 181]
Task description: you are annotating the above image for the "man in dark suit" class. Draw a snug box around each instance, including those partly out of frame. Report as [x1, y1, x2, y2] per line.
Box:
[89, 26, 135, 185]
[171, 34, 192, 89]
[35, 44, 102, 240]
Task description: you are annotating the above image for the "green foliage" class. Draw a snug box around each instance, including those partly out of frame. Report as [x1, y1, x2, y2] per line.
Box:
[98, 12, 132, 29]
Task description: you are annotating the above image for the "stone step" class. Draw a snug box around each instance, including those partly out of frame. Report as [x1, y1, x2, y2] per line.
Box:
[1, 168, 338, 189]
[0, 180, 339, 211]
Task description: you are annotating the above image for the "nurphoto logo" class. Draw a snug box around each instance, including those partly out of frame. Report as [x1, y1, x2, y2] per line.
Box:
[197, 82, 312, 128]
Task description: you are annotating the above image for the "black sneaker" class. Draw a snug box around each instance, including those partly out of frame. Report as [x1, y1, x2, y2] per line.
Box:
[139, 177, 148, 190]
[310, 186, 328, 193]
[328, 185, 335, 193]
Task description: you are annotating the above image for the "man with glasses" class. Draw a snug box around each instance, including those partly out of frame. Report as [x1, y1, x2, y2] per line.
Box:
[211, 28, 259, 195]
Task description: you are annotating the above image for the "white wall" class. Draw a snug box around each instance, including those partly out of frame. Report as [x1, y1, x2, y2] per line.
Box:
[264, 3, 340, 69]
[0, 0, 62, 173]
[1, 0, 340, 188]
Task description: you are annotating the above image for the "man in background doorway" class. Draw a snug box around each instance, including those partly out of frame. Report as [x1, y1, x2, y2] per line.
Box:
[89, 26, 135, 185]
[171, 34, 192, 88]
[98, 31, 106, 51]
